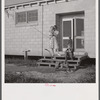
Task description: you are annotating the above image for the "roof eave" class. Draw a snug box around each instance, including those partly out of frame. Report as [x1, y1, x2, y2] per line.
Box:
[5, 0, 68, 9]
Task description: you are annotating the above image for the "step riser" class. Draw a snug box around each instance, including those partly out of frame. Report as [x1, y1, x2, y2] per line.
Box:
[43, 57, 79, 60]
[39, 59, 79, 62]
[40, 60, 78, 64]
[37, 63, 79, 67]
[39, 59, 80, 62]
[38, 64, 78, 69]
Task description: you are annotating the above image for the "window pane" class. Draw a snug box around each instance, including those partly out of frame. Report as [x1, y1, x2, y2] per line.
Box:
[16, 12, 26, 23]
[63, 21, 71, 37]
[27, 10, 38, 22]
[63, 39, 69, 48]
[76, 19, 84, 36]
[76, 39, 84, 49]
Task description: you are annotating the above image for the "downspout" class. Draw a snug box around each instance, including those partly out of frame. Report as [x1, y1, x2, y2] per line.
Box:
[41, 5, 44, 56]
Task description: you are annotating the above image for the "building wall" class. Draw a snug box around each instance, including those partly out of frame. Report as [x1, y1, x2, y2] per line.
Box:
[5, 6, 43, 56]
[5, 0, 96, 58]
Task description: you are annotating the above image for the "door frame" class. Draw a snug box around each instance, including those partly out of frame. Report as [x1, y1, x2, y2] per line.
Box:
[62, 18, 74, 51]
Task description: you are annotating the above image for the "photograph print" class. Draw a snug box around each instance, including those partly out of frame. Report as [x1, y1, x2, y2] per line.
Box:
[5, 0, 96, 83]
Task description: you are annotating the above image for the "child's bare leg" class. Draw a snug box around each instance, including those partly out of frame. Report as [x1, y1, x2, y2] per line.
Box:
[51, 48, 54, 57]
[70, 51, 73, 59]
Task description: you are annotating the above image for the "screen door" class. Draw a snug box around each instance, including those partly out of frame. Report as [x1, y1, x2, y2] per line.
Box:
[62, 19, 73, 51]
[74, 18, 84, 51]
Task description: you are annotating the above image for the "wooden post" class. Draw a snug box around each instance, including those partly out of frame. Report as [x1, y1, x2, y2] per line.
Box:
[24, 51, 28, 60]
[23, 50, 30, 60]
[41, 5, 44, 56]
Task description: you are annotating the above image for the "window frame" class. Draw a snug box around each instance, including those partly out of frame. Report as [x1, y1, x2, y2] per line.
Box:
[15, 9, 38, 26]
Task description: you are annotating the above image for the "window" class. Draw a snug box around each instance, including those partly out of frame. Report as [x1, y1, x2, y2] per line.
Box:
[16, 10, 38, 25]
[76, 39, 84, 48]
[27, 10, 38, 22]
[16, 12, 27, 24]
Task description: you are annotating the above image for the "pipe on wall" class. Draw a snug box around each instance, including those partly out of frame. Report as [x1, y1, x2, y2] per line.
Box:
[41, 5, 44, 56]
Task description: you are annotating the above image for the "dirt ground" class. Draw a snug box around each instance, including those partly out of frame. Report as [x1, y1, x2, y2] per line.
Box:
[5, 63, 95, 83]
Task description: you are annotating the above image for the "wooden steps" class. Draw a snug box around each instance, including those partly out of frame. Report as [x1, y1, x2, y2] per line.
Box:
[37, 55, 88, 70]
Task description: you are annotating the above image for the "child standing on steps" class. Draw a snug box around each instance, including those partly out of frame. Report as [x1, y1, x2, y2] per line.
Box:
[49, 26, 55, 57]
[53, 25, 59, 55]
[66, 36, 73, 60]
[49, 25, 60, 57]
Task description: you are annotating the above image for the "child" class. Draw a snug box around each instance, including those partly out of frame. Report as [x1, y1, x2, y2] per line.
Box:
[49, 26, 55, 57]
[66, 37, 73, 59]
[49, 25, 60, 57]
[53, 25, 60, 56]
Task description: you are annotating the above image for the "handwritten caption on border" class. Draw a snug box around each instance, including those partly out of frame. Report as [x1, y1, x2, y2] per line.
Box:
[45, 83, 56, 87]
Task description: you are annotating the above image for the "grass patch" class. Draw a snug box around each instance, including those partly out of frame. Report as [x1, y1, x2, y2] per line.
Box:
[75, 66, 95, 83]
[5, 73, 61, 83]
[5, 65, 95, 83]
[75, 72, 95, 83]
[70, 65, 95, 83]
[5, 58, 37, 67]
